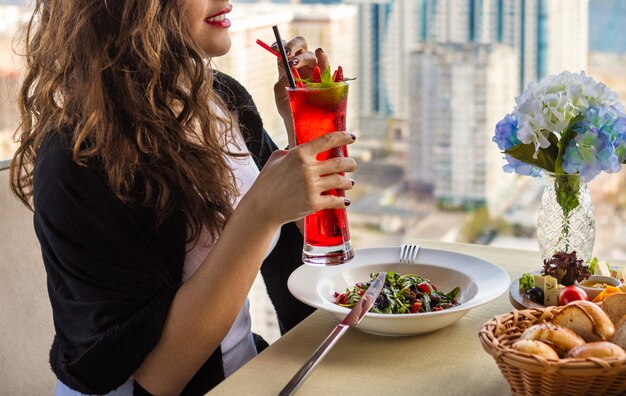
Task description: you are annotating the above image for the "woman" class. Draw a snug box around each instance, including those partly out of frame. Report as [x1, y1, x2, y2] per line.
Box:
[10, 1, 356, 395]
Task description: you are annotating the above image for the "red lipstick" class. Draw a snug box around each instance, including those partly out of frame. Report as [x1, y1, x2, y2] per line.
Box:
[204, 4, 233, 28]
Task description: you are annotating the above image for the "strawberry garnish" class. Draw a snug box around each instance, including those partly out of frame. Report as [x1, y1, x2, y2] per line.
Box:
[311, 66, 322, 83]
[332, 66, 344, 82]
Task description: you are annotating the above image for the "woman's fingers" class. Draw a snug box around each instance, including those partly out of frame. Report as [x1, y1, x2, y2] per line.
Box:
[299, 132, 355, 157]
[314, 156, 358, 176]
[285, 36, 308, 56]
[315, 48, 329, 72]
[272, 36, 308, 58]
[316, 195, 350, 210]
[316, 173, 354, 192]
[288, 51, 318, 69]
[271, 40, 289, 56]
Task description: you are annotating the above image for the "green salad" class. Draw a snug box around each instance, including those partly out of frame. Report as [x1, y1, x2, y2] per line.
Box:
[334, 272, 461, 314]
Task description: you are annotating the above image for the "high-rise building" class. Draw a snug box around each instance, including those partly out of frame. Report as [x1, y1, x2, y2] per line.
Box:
[407, 43, 518, 209]
[346, 0, 421, 140]
[418, 0, 589, 91]
[500, 0, 588, 91]
[404, 0, 588, 210]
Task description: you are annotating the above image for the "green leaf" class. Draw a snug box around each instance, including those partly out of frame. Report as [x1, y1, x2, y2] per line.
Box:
[321, 66, 333, 84]
[445, 287, 460, 299]
[554, 174, 581, 217]
[588, 257, 598, 274]
[419, 292, 431, 312]
[555, 115, 584, 174]
[504, 133, 559, 173]
[555, 130, 576, 174]
[519, 273, 534, 292]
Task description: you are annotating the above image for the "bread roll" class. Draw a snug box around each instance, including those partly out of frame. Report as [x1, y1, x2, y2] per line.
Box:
[611, 316, 626, 351]
[512, 339, 559, 360]
[552, 305, 599, 342]
[566, 341, 626, 359]
[602, 293, 626, 326]
[521, 323, 585, 356]
[571, 300, 615, 341]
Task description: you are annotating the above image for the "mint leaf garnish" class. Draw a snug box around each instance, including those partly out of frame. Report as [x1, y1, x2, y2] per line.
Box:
[321, 66, 332, 84]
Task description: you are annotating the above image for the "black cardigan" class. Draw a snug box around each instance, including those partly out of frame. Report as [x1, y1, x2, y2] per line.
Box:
[33, 72, 314, 395]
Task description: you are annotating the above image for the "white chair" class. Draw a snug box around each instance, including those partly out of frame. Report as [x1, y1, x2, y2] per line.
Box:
[0, 161, 56, 394]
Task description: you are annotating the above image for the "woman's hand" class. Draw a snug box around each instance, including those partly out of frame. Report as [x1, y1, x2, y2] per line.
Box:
[241, 131, 356, 228]
[272, 36, 329, 148]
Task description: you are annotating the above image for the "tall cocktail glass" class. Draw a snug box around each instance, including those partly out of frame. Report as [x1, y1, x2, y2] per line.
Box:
[287, 82, 354, 265]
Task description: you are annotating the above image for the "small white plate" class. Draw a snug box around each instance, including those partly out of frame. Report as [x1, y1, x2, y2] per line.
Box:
[288, 247, 510, 336]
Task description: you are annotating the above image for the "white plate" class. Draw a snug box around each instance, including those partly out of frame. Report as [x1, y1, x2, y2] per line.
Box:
[288, 247, 510, 336]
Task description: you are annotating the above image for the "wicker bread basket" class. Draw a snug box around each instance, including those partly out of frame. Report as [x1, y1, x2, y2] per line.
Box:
[479, 307, 626, 396]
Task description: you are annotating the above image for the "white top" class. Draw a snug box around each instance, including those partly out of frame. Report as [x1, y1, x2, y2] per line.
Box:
[182, 109, 280, 378]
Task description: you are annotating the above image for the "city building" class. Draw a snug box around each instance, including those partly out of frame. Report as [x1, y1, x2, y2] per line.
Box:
[417, 0, 589, 92]
[345, 0, 421, 141]
[499, 0, 588, 92]
[407, 43, 518, 209]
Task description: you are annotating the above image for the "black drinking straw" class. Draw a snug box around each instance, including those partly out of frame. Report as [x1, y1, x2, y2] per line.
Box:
[272, 25, 297, 89]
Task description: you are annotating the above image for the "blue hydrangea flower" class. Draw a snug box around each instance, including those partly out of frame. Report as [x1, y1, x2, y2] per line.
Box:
[494, 74, 626, 183]
[493, 114, 543, 176]
[564, 106, 626, 182]
[562, 130, 602, 182]
[503, 154, 543, 177]
[492, 114, 521, 151]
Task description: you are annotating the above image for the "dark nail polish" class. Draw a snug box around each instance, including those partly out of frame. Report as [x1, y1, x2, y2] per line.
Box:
[289, 58, 299, 66]
[344, 198, 351, 207]
[349, 133, 356, 141]
[316, 47, 325, 53]
[351, 179, 355, 186]
[285, 48, 291, 56]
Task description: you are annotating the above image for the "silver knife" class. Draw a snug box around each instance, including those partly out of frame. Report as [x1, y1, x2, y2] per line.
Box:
[278, 271, 387, 396]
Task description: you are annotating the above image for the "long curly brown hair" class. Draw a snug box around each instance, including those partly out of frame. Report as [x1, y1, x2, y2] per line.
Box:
[10, 0, 241, 242]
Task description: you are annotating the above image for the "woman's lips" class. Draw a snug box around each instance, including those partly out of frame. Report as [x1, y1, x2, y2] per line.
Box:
[204, 4, 233, 28]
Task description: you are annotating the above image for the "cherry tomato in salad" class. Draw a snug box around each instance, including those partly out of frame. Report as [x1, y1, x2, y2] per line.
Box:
[334, 293, 348, 305]
[410, 301, 422, 313]
[417, 282, 431, 294]
[558, 285, 589, 305]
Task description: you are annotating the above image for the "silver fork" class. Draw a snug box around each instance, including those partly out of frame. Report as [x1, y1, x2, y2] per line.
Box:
[399, 244, 421, 264]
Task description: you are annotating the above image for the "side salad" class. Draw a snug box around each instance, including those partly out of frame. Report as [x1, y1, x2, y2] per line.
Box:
[334, 271, 461, 314]
[519, 251, 626, 306]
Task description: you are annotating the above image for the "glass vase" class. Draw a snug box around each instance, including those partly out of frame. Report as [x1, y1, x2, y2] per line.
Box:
[537, 172, 595, 263]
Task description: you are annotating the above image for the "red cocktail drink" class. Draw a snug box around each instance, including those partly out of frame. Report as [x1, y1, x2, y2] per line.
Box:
[287, 83, 354, 265]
